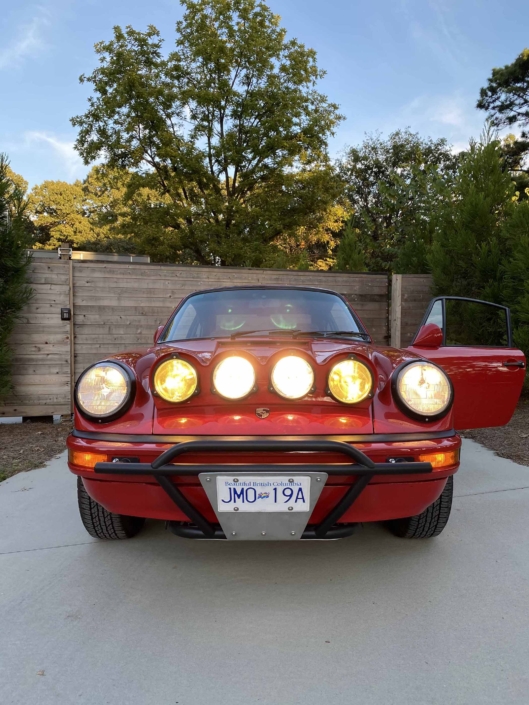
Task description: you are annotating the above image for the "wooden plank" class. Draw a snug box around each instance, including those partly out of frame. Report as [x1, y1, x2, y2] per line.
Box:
[11, 374, 70, 385]
[9, 333, 70, 345]
[0, 404, 71, 417]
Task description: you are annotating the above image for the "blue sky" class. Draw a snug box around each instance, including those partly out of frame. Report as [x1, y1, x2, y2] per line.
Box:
[1, 0, 528, 187]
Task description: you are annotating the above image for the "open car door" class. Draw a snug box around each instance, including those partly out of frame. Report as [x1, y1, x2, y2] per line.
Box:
[408, 297, 526, 429]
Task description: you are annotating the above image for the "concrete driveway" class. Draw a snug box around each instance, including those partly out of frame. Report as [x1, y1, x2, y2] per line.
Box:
[1, 439, 528, 705]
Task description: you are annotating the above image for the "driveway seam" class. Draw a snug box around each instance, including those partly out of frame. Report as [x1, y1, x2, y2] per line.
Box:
[0, 541, 96, 556]
[455, 485, 529, 498]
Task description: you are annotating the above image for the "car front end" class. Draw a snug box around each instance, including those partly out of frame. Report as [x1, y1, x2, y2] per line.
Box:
[67, 286, 461, 541]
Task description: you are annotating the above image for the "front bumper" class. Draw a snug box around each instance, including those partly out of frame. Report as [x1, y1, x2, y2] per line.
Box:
[68, 432, 461, 539]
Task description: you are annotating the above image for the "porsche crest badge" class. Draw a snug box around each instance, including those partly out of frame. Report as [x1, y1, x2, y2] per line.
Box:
[255, 408, 270, 419]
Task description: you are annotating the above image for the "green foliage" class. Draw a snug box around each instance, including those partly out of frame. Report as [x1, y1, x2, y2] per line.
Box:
[337, 129, 457, 273]
[335, 220, 366, 272]
[477, 48, 529, 131]
[501, 134, 529, 200]
[0, 155, 33, 401]
[502, 201, 529, 354]
[429, 127, 516, 303]
[71, 0, 343, 266]
[429, 127, 529, 388]
[478, 49, 529, 195]
[29, 179, 97, 249]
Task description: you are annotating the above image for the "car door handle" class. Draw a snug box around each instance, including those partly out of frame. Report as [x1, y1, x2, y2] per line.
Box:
[502, 361, 525, 368]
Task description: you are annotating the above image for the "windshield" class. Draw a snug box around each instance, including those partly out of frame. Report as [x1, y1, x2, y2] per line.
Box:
[161, 289, 364, 342]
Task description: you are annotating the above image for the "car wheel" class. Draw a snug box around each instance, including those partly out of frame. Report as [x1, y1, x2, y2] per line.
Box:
[77, 477, 145, 539]
[386, 475, 453, 539]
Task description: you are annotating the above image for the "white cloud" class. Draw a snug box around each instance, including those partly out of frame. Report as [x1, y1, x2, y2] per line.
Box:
[25, 131, 85, 179]
[398, 92, 484, 147]
[0, 7, 50, 71]
[397, 0, 467, 72]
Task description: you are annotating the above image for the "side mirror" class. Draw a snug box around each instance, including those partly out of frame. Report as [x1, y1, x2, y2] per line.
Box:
[413, 323, 443, 348]
[153, 325, 165, 344]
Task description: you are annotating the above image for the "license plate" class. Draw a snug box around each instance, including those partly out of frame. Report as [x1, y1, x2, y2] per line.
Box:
[216, 475, 311, 512]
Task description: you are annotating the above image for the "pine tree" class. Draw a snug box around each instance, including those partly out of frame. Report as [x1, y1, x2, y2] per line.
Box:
[429, 125, 516, 303]
[335, 220, 366, 272]
[502, 201, 529, 358]
[0, 155, 33, 401]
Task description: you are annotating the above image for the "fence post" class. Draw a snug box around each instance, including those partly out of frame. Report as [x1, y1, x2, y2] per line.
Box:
[390, 274, 402, 348]
[68, 259, 75, 414]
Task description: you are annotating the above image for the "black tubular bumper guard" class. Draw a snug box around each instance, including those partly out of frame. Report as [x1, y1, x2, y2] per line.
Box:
[94, 440, 433, 540]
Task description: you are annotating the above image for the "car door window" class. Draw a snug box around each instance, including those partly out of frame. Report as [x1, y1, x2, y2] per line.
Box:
[419, 297, 512, 348]
[444, 299, 509, 347]
[423, 299, 444, 332]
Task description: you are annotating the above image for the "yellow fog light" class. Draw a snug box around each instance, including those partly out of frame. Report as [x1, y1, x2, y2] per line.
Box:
[395, 361, 452, 419]
[213, 356, 256, 399]
[154, 358, 198, 402]
[271, 356, 314, 400]
[328, 359, 373, 404]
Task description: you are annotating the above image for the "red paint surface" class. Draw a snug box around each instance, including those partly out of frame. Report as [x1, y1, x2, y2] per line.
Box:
[68, 433, 460, 523]
[69, 287, 525, 527]
[407, 345, 526, 429]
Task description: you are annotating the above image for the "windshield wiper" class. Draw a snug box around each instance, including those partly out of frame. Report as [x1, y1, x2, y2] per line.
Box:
[293, 330, 371, 340]
[230, 329, 301, 339]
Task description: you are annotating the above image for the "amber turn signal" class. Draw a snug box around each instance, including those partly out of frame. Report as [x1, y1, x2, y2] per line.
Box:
[68, 450, 108, 469]
[418, 449, 459, 470]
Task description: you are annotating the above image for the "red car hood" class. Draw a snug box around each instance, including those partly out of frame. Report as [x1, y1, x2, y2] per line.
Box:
[74, 337, 449, 437]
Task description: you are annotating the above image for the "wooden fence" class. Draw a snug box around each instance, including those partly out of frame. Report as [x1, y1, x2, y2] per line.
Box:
[1, 259, 396, 418]
[390, 274, 434, 348]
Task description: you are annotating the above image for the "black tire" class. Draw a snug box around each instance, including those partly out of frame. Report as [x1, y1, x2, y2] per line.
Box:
[387, 475, 453, 539]
[77, 477, 145, 540]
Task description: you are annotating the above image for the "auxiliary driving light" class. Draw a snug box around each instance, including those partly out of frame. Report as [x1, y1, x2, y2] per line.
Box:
[154, 358, 198, 403]
[271, 356, 314, 400]
[328, 359, 373, 404]
[213, 356, 256, 399]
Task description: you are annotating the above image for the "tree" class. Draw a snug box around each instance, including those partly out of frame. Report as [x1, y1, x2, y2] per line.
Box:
[0, 155, 33, 401]
[429, 126, 516, 304]
[477, 49, 529, 133]
[478, 49, 529, 193]
[337, 130, 457, 273]
[501, 201, 529, 357]
[29, 179, 97, 250]
[334, 219, 365, 272]
[71, 0, 343, 267]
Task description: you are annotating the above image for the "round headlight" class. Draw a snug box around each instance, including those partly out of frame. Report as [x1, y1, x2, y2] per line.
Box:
[328, 359, 373, 404]
[154, 358, 198, 403]
[213, 356, 256, 400]
[271, 356, 314, 400]
[76, 362, 132, 419]
[395, 361, 452, 418]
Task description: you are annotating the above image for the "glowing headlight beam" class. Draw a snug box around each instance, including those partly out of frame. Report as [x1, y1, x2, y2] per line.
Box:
[395, 361, 452, 418]
[154, 358, 198, 403]
[213, 356, 256, 400]
[76, 362, 131, 419]
[271, 355, 314, 400]
[328, 359, 373, 404]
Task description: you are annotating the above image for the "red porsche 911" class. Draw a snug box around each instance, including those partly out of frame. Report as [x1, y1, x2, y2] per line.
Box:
[67, 286, 525, 542]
